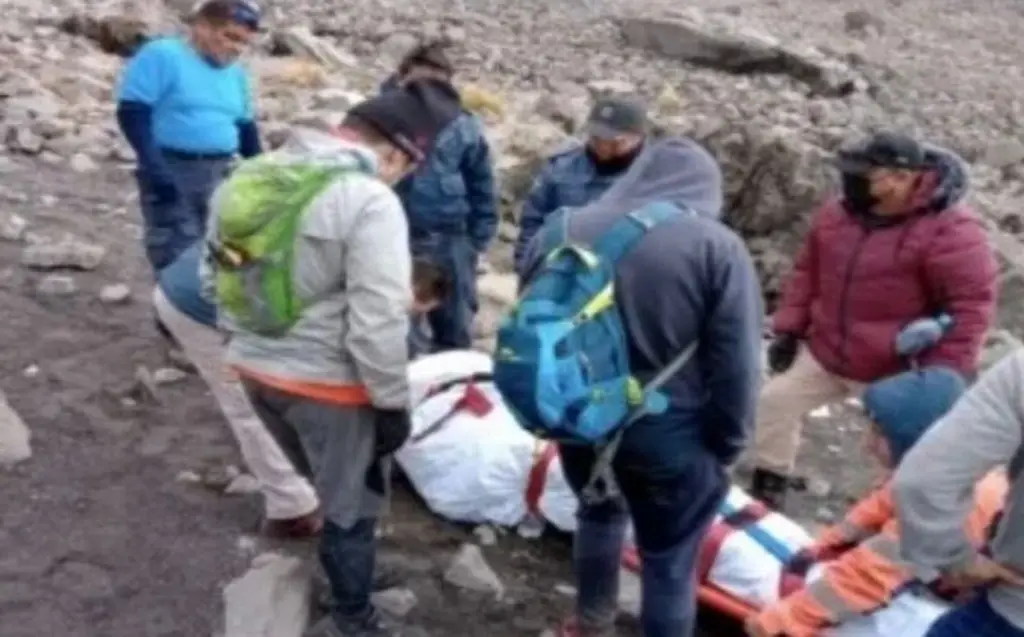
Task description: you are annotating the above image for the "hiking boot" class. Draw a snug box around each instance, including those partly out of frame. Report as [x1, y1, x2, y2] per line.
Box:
[263, 509, 324, 539]
[750, 468, 790, 511]
[313, 564, 409, 611]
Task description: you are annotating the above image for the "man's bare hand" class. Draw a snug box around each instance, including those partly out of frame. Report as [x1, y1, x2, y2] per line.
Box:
[944, 554, 1024, 589]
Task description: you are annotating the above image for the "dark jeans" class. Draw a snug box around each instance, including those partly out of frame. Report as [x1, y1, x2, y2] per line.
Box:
[136, 152, 232, 273]
[559, 417, 727, 637]
[411, 232, 478, 351]
[925, 594, 1024, 637]
[243, 379, 384, 627]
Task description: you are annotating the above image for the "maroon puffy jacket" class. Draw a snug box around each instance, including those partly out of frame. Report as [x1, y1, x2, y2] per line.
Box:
[772, 150, 998, 382]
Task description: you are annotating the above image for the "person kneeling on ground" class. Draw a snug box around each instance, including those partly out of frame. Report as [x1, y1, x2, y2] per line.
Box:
[153, 245, 451, 538]
[203, 83, 461, 637]
[154, 242, 321, 537]
[746, 367, 1008, 637]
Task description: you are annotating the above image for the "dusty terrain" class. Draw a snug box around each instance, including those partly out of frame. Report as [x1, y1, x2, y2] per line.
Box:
[1, 0, 1024, 635]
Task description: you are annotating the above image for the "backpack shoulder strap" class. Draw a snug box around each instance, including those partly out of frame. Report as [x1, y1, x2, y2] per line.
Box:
[592, 201, 693, 264]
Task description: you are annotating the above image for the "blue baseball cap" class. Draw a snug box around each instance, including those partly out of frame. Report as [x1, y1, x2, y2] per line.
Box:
[191, 0, 262, 31]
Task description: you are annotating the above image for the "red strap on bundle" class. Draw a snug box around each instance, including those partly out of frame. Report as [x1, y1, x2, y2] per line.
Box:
[524, 442, 559, 517]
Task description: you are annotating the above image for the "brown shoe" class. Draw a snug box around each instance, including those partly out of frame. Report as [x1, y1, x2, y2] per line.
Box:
[264, 509, 324, 539]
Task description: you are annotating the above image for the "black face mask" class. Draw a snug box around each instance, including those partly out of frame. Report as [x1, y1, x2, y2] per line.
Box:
[841, 173, 877, 213]
[587, 143, 642, 177]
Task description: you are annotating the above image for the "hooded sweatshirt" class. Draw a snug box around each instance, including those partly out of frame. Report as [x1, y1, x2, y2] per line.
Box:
[772, 146, 998, 382]
[895, 349, 1024, 630]
[519, 136, 761, 466]
[752, 367, 1007, 637]
[200, 128, 412, 409]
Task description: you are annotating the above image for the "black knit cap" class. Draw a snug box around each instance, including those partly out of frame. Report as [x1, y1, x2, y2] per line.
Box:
[398, 42, 455, 77]
[347, 79, 462, 163]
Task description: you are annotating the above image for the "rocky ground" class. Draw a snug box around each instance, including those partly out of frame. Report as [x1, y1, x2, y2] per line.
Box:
[1, 0, 1024, 635]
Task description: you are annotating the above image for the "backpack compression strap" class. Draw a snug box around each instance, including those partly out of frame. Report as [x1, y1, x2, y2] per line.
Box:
[589, 201, 692, 263]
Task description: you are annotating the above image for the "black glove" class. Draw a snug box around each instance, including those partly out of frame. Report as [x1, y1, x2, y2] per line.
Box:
[373, 408, 411, 457]
[767, 333, 800, 374]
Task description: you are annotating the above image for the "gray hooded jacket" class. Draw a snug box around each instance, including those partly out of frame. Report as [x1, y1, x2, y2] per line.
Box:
[201, 128, 412, 409]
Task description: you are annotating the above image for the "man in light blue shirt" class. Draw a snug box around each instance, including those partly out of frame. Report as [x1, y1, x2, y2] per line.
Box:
[116, 0, 263, 273]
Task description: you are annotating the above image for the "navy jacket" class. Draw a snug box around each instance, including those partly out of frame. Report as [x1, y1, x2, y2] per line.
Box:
[513, 145, 619, 275]
[382, 78, 498, 251]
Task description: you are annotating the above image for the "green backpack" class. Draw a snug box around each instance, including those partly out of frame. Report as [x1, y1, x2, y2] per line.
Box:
[209, 155, 359, 336]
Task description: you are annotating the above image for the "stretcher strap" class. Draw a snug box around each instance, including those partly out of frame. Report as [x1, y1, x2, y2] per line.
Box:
[697, 499, 803, 586]
[524, 441, 559, 517]
[418, 372, 494, 406]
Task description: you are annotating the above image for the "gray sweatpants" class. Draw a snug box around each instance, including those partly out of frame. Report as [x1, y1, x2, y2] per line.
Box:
[241, 380, 384, 530]
[243, 379, 388, 623]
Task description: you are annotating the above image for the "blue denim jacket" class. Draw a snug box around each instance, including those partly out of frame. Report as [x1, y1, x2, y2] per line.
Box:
[392, 112, 498, 252]
[513, 146, 618, 275]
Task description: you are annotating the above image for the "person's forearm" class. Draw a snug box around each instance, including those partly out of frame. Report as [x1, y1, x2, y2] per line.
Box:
[237, 120, 262, 158]
[704, 250, 764, 461]
[468, 208, 497, 252]
[116, 101, 168, 176]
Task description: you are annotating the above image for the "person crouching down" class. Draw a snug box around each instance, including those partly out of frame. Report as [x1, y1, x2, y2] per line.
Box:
[153, 247, 452, 537]
[153, 242, 321, 536]
[746, 367, 1008, 637]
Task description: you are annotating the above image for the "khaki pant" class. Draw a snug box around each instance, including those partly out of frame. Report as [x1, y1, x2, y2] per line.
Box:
[752, 348, 865, 475]
[153, 288, 319, 520]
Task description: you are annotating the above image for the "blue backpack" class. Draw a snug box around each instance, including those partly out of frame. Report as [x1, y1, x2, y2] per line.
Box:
[493, 201, 698, 459]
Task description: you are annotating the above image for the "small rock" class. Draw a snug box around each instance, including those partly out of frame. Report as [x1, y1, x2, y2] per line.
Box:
[22, 364, 40, 378]
[202, 465, 242, 490]
[152, 367, 188, 385]
[99, 283, 132, 304]
[175, 469, 202, 483]
[133, 366, 161, 403]
[371, 587, 418, 617]
[223, 552, 311, 637]
[807, 477, 832, 498]
[473, 525, 498, 546]
[22, 240, 106, 271]
[0, 214, 28, 241]
[236, 535, 259, 554]
[0, 389, 31, 466]
[69, 152, 98, 173]
[36, 274, 76, 296]
[225, 473, 261, 495]
[444, 543, 505, 598]
[554, 583, 575, 596]
[815, 506, 837, 523]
